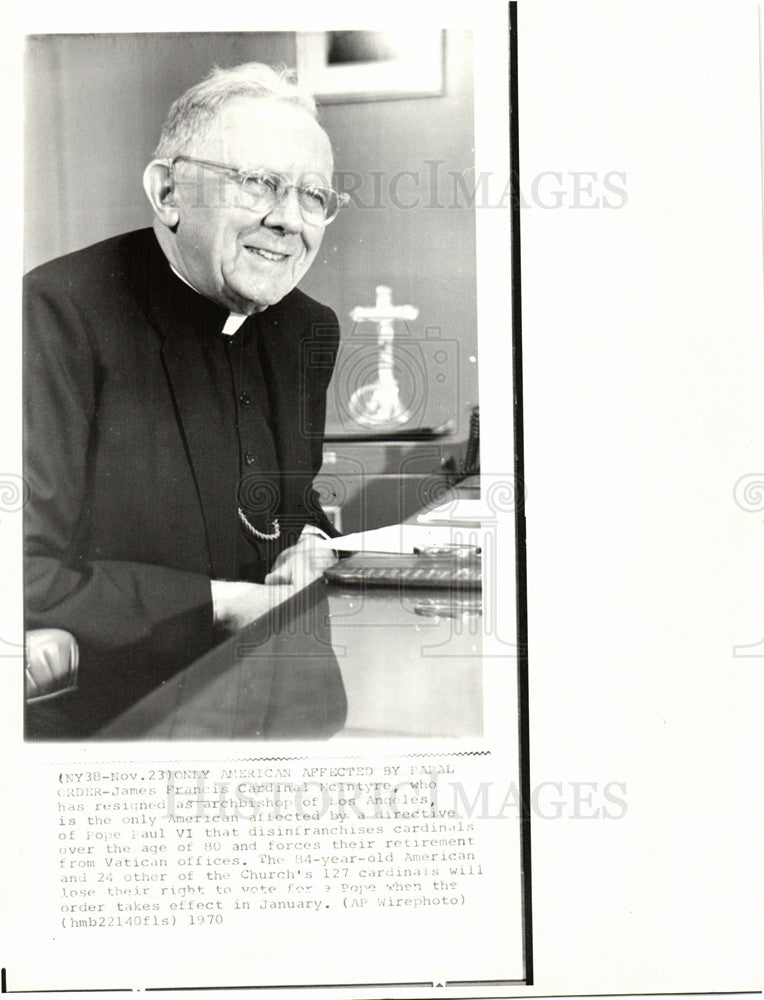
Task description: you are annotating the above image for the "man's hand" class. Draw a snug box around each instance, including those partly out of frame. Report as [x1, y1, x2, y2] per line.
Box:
[263, 534, 338, 589]
[210, 580, 294, 634]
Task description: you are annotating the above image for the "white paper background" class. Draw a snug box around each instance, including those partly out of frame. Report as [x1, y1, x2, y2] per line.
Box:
[518, 0, 763, 992]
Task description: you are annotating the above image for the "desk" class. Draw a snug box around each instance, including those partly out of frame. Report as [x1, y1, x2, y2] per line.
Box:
[98, 579, 482, 740]
[98, 481, 483, 741]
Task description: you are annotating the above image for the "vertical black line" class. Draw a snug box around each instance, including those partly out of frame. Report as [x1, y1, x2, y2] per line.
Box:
[1, 967, 7, 993]
[509, 0, 533, 986]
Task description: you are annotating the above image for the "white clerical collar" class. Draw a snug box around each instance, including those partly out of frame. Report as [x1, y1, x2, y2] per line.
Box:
[220, 312, 249, 335]
[169, 263, 249, 337]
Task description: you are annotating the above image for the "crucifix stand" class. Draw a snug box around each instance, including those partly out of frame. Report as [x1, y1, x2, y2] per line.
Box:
[348, 285, 419, 427]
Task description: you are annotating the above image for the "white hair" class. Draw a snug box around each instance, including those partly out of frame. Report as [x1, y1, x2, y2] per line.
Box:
[153, 62, 318, 159]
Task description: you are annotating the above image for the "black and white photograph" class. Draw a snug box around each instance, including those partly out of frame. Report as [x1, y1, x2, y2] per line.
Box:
[1, 0, 763, 996]
[22, 28, 501, 743]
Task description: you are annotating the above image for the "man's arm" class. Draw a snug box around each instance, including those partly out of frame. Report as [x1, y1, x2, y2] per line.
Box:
[24, 277, 217, 663]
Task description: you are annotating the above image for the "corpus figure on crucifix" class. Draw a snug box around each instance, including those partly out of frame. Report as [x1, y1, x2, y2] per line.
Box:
[348, 285, 419, 426]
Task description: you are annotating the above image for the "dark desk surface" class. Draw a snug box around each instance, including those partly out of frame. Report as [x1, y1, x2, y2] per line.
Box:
[98, 479, 483, 741]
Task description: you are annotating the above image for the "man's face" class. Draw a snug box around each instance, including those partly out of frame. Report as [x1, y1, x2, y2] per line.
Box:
[169, 97, 334, 313]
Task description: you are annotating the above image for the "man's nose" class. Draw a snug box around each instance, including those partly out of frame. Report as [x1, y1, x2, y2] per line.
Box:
[262, 185, 304, 233]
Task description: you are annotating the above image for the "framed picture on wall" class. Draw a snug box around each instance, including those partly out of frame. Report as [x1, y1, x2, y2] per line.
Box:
[295, 29, 444, 102]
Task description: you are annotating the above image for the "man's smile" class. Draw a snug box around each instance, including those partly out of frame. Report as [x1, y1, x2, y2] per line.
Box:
[244, 245, 290, 262]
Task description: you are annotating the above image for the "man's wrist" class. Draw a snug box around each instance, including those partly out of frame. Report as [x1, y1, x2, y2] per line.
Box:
[210, 579, 253, 628]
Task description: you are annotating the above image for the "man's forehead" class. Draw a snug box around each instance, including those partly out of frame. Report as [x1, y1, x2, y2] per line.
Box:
[194, 96, 333, 171]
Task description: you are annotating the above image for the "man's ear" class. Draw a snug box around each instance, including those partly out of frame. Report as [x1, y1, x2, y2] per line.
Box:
[142, 160, 179, 229]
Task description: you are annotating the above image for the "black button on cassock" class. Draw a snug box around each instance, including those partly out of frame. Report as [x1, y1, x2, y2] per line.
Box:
[244, 451, 256, 466]
[239, 392, 251, 406]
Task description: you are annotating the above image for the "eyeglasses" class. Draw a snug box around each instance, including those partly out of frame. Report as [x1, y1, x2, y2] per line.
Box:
[170, 155, 349, 226]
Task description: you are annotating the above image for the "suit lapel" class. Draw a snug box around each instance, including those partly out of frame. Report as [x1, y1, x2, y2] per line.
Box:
[160, 323, 240, 577]
[254, 296, 312, 534]
[124, 231, 237, 577]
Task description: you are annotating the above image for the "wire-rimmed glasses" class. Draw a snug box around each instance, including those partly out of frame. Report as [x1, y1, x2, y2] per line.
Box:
[170, 155, 349, 226]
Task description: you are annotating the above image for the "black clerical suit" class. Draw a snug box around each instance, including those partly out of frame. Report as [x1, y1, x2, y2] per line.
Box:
[23, 228, 339, 732]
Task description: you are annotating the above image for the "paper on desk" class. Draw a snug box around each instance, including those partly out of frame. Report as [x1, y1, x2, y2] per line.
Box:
[327, 523, 484, 554]
[416, 498, 489, 524]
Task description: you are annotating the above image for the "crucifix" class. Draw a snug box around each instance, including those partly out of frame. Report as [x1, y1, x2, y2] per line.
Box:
[348, 285, 419, 427]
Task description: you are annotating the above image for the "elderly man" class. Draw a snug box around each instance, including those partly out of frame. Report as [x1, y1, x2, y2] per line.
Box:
[24, 63, 347, 735]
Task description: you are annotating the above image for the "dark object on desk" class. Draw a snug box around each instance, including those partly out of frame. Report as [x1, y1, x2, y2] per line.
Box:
[460, 406, 480, 479]
[324, 419, 455, 443]
[324, 553, 481, 589]
[441, 406, 479, 488]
